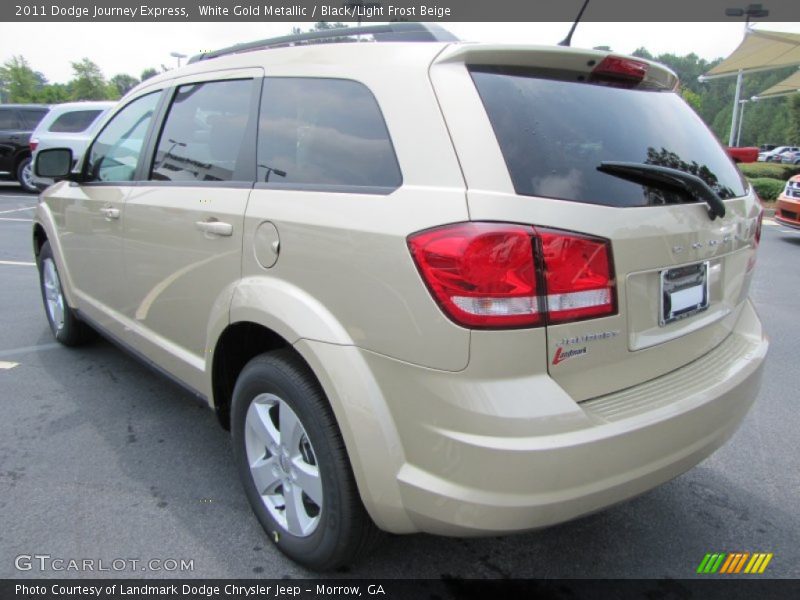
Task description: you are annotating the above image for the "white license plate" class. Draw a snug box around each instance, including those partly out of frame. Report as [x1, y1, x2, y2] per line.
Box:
[660, 262, 709, 326]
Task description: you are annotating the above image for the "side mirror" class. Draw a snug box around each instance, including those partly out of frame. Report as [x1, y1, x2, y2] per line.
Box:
[35, 148, 74, 180]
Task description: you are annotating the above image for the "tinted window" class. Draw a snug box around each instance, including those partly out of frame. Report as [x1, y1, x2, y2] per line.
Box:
[151, 79, 253, 183]
[470, 67, 747, 207]
[20, 109, 49, 129]
[257, 78, 401, 190]
[0, 109, 20, 130]
[49, 109, 104, 133]
[86, 92, 160, 183]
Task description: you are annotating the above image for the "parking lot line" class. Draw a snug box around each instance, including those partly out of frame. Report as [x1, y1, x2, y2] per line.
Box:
[0, 217, 32, 222]
[0, 260, 35, 266]
[0, 343, 61, 360]
[0, 206, 35, 214]
[0, 361, 19, 370]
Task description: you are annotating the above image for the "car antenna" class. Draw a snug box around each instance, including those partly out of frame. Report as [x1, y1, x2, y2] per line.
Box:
[558, 0, 591, 47]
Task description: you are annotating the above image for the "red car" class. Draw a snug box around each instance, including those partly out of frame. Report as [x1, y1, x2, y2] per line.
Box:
[726, 146, 759, 163]
[775, 175, 800, 229]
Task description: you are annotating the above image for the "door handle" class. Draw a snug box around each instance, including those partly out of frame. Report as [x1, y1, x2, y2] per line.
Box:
[100, 207, 120, 220]
[196, 219, 233, 237]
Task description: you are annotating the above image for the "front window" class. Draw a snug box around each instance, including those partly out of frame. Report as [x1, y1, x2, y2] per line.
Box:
[85, 93, 161, 183]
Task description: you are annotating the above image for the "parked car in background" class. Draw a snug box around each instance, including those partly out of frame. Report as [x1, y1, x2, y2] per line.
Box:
[0, 104, 50, 193]
[725, 146, 758, 163]
[775, 175, 800, 229]
[780, 149, 800, 165]
[759, 144, 777, 152]
[757, 145, 789, 162]
[31, 101, 116, 190]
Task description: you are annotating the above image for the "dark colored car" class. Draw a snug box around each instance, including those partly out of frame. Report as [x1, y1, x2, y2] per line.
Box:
[0, 104, 50, 192]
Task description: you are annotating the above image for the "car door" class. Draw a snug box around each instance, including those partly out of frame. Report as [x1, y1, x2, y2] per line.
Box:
[121, 70, 261, 389]
[42, 91, 163, 330]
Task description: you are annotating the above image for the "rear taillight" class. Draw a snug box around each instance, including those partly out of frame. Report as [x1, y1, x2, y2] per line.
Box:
[29, 139, 38, 152]
[538, 228, 616, 323]
[407, 223, 541, 328]
[590, 56, 648, 87]
[408, 223, 616, 329]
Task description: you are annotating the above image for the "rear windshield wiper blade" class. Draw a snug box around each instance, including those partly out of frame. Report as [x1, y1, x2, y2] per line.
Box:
[597, 161, 726, 220]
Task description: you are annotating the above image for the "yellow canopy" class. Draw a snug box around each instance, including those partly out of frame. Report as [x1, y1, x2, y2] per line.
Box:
[755, 69, 800, 98]
[702, 29, 800, 80]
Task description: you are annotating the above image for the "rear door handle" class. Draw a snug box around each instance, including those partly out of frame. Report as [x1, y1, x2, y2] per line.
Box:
[196, 219, 233, 237]
[100, 207, 120, 220]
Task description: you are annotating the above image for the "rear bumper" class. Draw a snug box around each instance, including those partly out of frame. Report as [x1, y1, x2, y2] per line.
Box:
[299, 300, 767, 536]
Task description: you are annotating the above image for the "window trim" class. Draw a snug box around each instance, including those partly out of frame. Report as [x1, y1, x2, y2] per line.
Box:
[143, 77, 259, 187]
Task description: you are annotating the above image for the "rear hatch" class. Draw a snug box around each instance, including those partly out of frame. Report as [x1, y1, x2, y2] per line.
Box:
[430, 45, 762, 400]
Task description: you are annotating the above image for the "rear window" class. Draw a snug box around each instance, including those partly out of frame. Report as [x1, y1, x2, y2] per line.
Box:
[49, 109, 103, 133]
[470, 66, 747, 207]
[0, 109, 19, 130]
[20, 109, 49, 129]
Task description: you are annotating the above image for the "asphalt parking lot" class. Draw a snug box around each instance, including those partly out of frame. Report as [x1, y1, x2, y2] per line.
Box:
[0, 181, 798, 579]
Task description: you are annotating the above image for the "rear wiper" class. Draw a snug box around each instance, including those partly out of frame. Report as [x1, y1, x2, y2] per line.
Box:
[597, 161, 726, 220]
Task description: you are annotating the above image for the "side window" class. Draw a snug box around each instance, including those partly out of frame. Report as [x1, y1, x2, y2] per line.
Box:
[150, 79, 253, 183]
[257, 78, 401, 190]
[86, 92, 161, 183]
[0, 110, 20, 130]
[49, 110, 103, 133]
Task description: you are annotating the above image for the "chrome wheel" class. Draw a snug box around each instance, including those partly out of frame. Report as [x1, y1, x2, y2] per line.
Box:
[42, 258, 65, 332]
[245, 393, 323, 537]
[20, 160, 34, 191]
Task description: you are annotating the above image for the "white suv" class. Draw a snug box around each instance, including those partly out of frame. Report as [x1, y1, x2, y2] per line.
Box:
[31, 101, 116, 189]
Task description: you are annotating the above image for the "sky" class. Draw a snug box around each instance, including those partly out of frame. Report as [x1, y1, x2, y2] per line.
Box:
[2, 21, 800, 84]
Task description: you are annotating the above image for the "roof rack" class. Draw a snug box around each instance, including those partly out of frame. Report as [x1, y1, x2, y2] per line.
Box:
[188, 23, 459, 64]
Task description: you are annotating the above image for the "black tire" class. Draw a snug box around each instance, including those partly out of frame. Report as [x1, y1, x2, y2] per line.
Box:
[16, 156, 38, 194]
[231, 349, 381, 570]
[38, 241, 94, 346]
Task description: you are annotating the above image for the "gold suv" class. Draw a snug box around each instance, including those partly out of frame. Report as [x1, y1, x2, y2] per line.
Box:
[33, 24, 768, 569]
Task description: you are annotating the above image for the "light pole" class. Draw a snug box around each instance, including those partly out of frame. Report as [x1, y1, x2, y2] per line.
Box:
[170, 51, 188, 68]
[736, 99, 749, 146]
[724, 4, 769, 147]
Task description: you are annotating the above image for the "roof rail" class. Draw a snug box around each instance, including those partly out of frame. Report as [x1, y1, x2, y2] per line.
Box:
[188, 23, 459, 64]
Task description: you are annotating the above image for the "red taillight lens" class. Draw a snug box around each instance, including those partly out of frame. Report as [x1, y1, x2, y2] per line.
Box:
[590, 56, 649, 86]
[29, 139, 38, 152]
[538, 229, 616, 323]
[408, 223, 541, 328]
[408, 223, 616, 329]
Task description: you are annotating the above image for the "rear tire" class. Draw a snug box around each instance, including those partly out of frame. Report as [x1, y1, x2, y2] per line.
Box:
[17, 157, 37, 194]
[38, 241, 94, 346]
[231, 350, 381, 570]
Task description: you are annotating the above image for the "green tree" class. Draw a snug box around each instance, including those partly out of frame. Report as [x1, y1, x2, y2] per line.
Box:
[109, 73, 139, 98]
[787, 94, 800, 145]
[70, 58, 110, 100]
[38, 83, 70, 103]
[140, 68, 159, 81]
[681, 87, 702, 113]
[0, 55, 44, 102]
